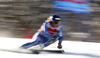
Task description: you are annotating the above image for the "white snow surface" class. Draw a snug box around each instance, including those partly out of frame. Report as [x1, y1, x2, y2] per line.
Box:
[0, 37, 100, 58]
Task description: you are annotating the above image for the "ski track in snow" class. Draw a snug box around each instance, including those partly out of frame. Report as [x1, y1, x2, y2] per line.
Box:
[0, 37, 100, 58]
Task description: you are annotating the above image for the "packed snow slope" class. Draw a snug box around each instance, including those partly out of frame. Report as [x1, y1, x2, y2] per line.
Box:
[0, 37, 100, 58]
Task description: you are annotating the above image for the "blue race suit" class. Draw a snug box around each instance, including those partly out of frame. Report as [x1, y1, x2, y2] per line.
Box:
[21, 22, 63, 49]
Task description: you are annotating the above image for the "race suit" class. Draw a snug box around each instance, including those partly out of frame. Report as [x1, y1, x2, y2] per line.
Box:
[21, 22, 63, 49]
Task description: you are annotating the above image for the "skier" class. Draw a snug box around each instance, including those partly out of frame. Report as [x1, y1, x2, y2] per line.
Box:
[20, 15, 63, 50]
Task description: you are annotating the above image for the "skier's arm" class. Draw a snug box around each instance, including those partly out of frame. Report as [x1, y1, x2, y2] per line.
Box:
[58, 26, 63, 44]
[58, 37, 63, 44]
[57, 26, 63, 49]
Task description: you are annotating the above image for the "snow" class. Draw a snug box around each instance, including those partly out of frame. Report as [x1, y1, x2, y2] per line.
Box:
[0, 37, 100, 58]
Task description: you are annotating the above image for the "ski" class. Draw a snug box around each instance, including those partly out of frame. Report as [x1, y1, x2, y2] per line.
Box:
[30, 49, 64, 53]
[0, 49, 64, 54]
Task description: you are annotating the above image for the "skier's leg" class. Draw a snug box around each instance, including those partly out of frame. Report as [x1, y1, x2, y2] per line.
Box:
[21, 36, 42, 49]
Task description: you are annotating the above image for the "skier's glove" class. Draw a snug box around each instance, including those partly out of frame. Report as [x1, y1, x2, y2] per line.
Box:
[57, 43, 62, 49]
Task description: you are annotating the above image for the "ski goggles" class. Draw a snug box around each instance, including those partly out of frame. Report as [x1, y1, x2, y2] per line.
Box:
[52, 21, 61, 25]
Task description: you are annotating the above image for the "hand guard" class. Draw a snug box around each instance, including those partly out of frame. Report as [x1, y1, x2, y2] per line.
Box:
[57, 43, 62, 49]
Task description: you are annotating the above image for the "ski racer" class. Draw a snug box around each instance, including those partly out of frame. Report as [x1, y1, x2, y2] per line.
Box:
[20, 15, 63, 50]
